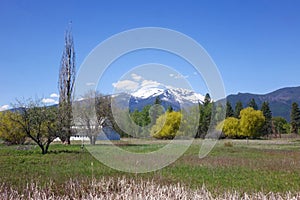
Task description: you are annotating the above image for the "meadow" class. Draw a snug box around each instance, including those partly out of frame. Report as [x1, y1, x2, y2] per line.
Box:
[0, 138, 300, 199]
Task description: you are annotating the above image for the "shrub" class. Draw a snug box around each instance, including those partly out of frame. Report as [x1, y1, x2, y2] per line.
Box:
[151, 111, 182, 139]
[0, 112, 26, 145]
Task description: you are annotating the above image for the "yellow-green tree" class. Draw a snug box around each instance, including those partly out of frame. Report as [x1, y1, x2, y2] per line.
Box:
[239, 107, 265, 138]
[151, 111, 182, 139]
[0, 111, 26, 145]
[222, 117, 240, 138]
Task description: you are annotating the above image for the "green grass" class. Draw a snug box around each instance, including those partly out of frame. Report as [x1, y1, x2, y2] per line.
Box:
[0, 139, 300, 194]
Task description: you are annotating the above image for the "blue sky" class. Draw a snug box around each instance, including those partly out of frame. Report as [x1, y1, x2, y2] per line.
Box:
[0, 0, 300, 110]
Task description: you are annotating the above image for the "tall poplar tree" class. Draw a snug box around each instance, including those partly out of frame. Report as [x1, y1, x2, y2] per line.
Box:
[58, 24, 76, 144]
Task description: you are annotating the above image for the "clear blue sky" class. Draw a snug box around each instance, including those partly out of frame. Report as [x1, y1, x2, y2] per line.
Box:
[1, 0, 300, 109]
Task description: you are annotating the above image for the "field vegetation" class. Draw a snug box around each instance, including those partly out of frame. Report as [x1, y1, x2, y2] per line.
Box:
[0, 138, 300, 199]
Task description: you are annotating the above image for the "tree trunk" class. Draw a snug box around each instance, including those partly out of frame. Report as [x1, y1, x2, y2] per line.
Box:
[39, 144, 46, 154]
[66, 136, 71, 145]
[89, 135, 96, 145]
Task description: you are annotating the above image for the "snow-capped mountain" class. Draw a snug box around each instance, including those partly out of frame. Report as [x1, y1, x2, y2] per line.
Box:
[128, 86, 205, 111]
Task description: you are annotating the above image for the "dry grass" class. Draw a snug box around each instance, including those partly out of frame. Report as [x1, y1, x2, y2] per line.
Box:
[1, 177, 300, 200]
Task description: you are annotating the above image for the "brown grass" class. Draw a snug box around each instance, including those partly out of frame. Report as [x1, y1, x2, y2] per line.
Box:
[1, 177, 300, 200]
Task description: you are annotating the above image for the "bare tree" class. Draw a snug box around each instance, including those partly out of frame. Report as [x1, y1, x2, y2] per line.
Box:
[58, 24, 76, 144]
[73, 91, 99, 145]
[11, 99, 59, 154]
[95, 94, 112, 126]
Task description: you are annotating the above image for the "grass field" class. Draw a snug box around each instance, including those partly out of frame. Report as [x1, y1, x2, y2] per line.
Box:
[0, 138, 300, 198]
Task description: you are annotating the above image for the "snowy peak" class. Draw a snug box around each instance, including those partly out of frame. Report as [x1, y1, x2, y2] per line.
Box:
[164, 87, 205, 104]
[129, 86, 205, 111]
[132, 86, 205, 104]
[131, 87, 164, 99]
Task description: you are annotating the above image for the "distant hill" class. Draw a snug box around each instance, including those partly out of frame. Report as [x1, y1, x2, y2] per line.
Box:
[227, 86, 300, 121]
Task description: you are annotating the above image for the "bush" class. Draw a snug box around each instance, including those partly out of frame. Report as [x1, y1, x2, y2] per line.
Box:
[221, 107, 265, 139]
[222, 117, 240, 138]
[151, 111, 182, 139]
[0, 112, 26, 145]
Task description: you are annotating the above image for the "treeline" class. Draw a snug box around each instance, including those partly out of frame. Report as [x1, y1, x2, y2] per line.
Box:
[1, 94, 300, 152]
[116, 95, 300, 140]
[223, 98, 300, 138]
[118, 94, 219, 139]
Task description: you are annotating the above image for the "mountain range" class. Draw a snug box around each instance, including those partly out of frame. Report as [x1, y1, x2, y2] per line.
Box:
[227, 86, 300, 121]
[128, 86, 205, 112]
[127, 86, 300, 121]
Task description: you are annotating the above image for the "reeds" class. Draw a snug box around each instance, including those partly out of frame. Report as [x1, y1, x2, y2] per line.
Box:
[1, 177, 299, 200]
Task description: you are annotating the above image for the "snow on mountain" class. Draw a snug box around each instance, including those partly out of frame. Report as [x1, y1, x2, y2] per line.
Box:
[131, 86, 164, 99]
[129, 86, 205, 111]
[164, 87, 205, 104]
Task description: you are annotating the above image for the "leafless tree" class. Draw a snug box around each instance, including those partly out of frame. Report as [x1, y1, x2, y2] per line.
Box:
[73, 91, 99, 145]
[58, 24, 76, 144]
[95, 94, 128, 137]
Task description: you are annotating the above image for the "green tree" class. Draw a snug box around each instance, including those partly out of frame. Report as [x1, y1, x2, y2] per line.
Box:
[129, 105, 154, 137]
[151, 111, 182, 139]
[180, 106, 200, 138]
[167, 105, 173, 112]
[213, 102, 226, 125]
[0, 112, 26, 145]
[140, 105, 151, 126]
[248, 98, 258, 110]
[154, 96, 162, 105]
[130, 106, 151, 127]
[222, 117, 240, 138]
[149, 98, 164, 128]
[234, 101, 243, 118]
[239, 107, 265, 138]
[195, 93, 213, 138]
[272, 116, 288, 134]
[226, 101, 234, 118]
[203, 93, 211, 106]
[196, 99, 212, 138]
[290, 102, 300, 134]
[260, 101, 273, 136]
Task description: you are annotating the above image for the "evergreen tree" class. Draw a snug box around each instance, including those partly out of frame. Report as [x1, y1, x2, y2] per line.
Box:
[196, 99, 212, 138]
[226, 101, 234, 118]
[234, 101, 243, 118]
[260, 101, 273, 136]
[248, 98, 258, 110]
[290, 102, 300, 134]
[131, 106, 151, 127]
[203, 93, 211, 106]
[150, 97, 164, 128]
[154, 96, 162, 105]
[167, 105, 173, 112]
